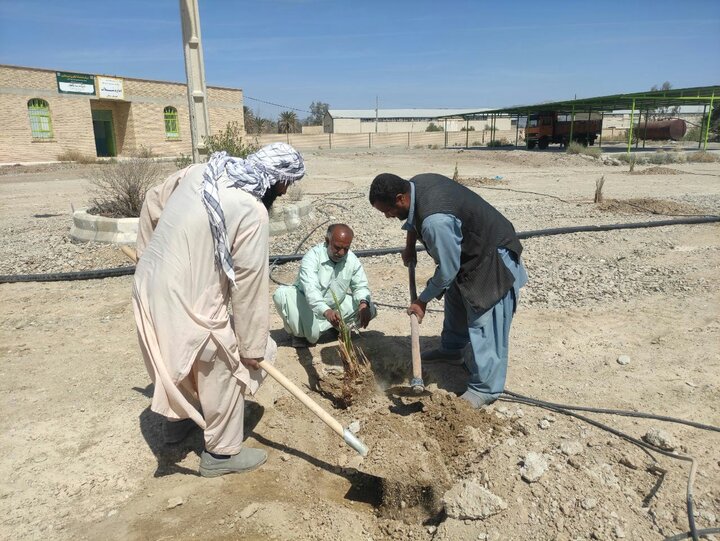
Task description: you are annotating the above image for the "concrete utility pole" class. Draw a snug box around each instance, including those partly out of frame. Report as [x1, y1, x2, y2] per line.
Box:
[375, 96, 379, 133]
[180, 0, 211, 163]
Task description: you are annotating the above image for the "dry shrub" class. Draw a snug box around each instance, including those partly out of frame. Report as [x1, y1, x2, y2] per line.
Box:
[57, 149, 97, 164]
[487, 139, 511, 147]
[133, 145, 155, 158]
[646, 151, 684, 165]
[686, 151, 719, 163]
[452, 162, 459, 181]
[88, 158, 164, 218]
[566, 142, 602, 158]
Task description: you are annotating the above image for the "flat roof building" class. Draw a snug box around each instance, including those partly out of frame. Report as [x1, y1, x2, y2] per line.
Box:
[324, 108, 512, 134]
[0, 64, 245, 163]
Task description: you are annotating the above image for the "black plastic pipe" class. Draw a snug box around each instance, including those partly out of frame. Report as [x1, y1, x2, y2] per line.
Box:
[1, 216, 718, 284]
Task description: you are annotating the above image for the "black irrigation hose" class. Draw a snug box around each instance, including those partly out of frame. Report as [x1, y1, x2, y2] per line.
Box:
[499, 390, 712, 541]
[1, 216, 719, 284]
[250, 215, 720, 266]
[517, 215, 720, 240]
[0, 266, 135, 283]
[269, 219, 330, 287]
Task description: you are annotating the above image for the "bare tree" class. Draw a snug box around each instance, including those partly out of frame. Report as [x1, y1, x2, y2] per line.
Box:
[649, 81, 679, 119]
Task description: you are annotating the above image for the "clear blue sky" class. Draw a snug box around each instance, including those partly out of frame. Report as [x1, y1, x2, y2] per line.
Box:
[1, 0, 718, 118]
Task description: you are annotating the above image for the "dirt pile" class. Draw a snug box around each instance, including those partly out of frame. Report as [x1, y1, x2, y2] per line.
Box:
[632, 166, 681, 175]
[598, 197, 709, 215]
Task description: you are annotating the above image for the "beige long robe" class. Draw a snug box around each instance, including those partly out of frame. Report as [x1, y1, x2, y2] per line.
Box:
[132, 164, 272, 429]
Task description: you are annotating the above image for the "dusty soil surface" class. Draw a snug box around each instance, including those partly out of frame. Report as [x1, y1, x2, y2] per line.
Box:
[1, 147, 719, 541]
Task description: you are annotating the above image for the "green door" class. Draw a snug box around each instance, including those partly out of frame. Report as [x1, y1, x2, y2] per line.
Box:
[92, 109, 116, 157]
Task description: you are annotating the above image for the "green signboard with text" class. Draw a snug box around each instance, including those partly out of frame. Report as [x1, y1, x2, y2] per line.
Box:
[56, 72, 96, 95]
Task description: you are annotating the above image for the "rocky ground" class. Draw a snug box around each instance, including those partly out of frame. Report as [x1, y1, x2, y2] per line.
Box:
[1, 147, 719, 541]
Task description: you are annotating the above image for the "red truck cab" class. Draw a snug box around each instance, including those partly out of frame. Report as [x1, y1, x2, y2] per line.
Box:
[526, 112, 602, 149]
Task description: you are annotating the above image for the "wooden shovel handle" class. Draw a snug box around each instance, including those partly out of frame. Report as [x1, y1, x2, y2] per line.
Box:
[258, 360, 344, 438]
[408, 263, 423, 384]
[410, 314, 422, 381]
[121, 245, 138, 263]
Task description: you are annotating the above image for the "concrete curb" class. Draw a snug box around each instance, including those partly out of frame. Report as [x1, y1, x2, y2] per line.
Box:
[70, 209, 139, 244]
[268, 199, 314, 236]
[70, 199, 315, 244]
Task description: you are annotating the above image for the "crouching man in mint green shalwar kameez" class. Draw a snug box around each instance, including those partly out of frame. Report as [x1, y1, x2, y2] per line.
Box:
[273, 223, 376, 348]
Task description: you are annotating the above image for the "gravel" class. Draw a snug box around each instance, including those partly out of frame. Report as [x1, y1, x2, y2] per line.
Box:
[2, 157, 718, 317]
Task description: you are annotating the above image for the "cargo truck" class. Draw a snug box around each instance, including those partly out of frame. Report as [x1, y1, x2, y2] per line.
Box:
[525, 112, 602, 149]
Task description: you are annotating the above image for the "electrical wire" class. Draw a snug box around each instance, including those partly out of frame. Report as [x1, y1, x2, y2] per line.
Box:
[244, 96, 310, 114]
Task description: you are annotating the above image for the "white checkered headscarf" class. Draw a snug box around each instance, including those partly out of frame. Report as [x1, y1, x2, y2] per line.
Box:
[201, 142, 305, 285]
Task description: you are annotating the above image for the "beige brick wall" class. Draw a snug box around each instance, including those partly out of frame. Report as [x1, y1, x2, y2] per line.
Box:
[207, 86, 244, 137]
[329, 116, 512, 134]
[0, 65, 244, 163]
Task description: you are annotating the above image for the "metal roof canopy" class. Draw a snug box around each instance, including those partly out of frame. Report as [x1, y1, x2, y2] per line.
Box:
[445, 85, 718, 117]
[438, 85, 718, 152]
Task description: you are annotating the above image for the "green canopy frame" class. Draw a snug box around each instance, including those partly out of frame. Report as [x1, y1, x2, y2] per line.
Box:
[439, 85, 718, 154]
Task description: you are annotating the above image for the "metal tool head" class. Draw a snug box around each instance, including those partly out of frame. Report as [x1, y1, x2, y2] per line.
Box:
[410, 377, 425, 395]
[343, 428, 369, 456]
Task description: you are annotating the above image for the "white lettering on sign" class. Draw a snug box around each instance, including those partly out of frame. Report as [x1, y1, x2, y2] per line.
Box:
[58, 81, 95, 94]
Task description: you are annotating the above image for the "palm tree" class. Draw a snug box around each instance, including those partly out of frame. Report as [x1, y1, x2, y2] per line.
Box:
[243, 106, 255, 134]
[278, 111, 298, 134]
[254, 117, 267, 135]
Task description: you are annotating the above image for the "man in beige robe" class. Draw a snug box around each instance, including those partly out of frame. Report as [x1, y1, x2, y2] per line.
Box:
[133, 143, 305, 477]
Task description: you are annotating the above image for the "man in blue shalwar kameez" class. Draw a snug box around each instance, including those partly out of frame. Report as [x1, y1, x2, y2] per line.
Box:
[369, 173, 528, 407]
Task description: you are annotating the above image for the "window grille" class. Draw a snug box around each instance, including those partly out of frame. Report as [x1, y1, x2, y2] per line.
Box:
[27, 99, 53, 139]
[164, 106, 180, 139]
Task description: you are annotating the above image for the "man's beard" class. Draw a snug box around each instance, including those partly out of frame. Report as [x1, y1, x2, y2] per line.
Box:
[261, 188, 279, 210]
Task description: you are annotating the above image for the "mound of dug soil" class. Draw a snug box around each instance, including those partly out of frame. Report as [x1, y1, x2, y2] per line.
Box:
[598, 197, 708, 215]
[318, 349, 513, 526]
[631, 166, 681, 175]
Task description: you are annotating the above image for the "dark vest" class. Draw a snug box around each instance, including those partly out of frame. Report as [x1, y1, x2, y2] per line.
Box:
[412, 173, 523, 312]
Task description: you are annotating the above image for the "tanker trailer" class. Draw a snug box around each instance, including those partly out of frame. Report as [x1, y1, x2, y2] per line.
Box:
[634, 119, 687, 141]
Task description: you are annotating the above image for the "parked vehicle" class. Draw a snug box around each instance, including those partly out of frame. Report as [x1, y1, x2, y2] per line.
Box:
[526, 112, 602, 149]
[634, 119, 687, 141]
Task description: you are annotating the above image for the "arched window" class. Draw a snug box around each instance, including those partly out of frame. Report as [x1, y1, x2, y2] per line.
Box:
[27, 98, 53, 139]
[164, 106, 180, 139]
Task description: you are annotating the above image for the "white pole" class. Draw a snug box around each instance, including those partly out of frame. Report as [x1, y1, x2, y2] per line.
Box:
[179, 0, 211, 163]
[375, 95, 379, 133]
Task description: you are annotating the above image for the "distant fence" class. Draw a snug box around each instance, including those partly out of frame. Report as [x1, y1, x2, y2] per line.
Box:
[252, 129, 523, 151]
